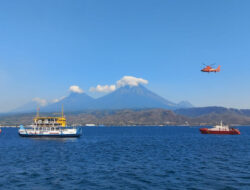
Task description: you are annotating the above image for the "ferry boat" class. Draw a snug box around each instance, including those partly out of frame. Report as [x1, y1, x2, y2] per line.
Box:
[200, 121, 240, 135]
[18, 108, 82, 138]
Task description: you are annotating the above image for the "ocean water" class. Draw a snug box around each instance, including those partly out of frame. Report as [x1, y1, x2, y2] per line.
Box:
[0, 126, 250, 190]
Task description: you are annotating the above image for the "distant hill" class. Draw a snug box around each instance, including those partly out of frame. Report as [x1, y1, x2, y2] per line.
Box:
[174, 106, 250, 125]
[174, 106, 247, 117]
[0, 109, 188, 126]
[43, 92, 94, 112]
[12, 85, 193, 113]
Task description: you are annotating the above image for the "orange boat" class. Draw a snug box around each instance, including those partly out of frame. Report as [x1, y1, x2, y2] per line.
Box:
[200, 121, 240, 135]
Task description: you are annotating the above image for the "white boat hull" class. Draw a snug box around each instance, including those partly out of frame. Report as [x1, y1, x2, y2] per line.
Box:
[18, 126, 82, 137]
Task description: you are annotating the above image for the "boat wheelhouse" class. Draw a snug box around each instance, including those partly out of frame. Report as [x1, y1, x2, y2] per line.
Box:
[18, 108, 82, 137]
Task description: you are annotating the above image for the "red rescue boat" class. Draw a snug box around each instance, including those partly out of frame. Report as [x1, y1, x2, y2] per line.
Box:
[200, 121, 240, 135]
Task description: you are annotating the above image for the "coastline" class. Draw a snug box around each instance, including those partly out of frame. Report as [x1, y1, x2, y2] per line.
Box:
[1, 125, 249, 128]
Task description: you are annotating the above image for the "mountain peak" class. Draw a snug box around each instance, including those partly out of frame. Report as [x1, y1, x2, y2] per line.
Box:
[177, 101, 193, 108]
[91, 84, 178, 110]
[115, 84, 148, 94]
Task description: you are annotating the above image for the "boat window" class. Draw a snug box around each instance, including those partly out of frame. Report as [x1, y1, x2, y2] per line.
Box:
[51, 127, 54, 131]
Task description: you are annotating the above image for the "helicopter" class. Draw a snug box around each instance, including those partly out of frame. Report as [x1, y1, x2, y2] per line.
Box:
[201, 64, 221, 73]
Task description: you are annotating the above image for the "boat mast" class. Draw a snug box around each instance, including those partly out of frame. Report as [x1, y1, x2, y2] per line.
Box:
[62, 104, 64, 118]
[37, 106, 40, 117]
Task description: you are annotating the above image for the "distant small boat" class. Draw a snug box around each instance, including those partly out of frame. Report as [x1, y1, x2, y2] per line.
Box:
[85, 124, 96, 127]
[200, 121, 240, 135]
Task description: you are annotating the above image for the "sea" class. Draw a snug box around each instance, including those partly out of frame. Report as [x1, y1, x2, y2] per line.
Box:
[0, 126, 250, 190]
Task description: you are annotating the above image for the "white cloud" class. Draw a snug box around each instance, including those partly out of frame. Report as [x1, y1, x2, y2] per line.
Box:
[116, 76, 148, 87]
[69, 85, 84, 93]
[89, 76, 148, 94]
[90, 84, 116, 93]
[52, 96, 66, 103]
[32, 97, 48, 106]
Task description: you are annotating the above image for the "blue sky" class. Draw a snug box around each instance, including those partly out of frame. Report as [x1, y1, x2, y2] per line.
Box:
[0, 0, 250, 112]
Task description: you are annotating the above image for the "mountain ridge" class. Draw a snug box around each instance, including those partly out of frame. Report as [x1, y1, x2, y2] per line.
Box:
[12, 85, 193, 113]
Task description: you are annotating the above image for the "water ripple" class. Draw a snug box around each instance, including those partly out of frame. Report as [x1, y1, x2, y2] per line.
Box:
[0, 127, 250, 190]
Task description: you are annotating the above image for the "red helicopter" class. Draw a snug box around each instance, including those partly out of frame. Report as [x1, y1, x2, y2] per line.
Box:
[201, 64, 221, 73]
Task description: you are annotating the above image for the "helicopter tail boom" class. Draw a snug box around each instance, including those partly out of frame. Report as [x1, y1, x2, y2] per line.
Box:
[215, 65, 221, 72]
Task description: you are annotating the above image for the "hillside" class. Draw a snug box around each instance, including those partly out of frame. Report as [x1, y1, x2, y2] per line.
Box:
[2, 107, 250, 126]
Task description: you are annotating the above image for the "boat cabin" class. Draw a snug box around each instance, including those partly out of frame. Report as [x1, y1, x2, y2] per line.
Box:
[33, 116, 66, 127]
